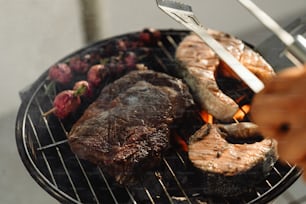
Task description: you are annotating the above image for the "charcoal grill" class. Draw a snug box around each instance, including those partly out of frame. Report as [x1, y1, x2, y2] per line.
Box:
[16, 25, 304, 204]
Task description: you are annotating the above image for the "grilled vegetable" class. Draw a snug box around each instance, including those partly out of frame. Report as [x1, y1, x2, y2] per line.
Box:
[69, 56, 90, 73]
[48, 63, 73, 84]
[43, 90, 81, 119]
[73, 80, 92, 97]
[87, 64, 107, 87]
[139, 28, 161, 46]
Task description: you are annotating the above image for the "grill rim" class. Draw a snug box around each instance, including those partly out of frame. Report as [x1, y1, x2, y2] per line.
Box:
[15, 77, 77, 204]
[15, 29, 303, 204]
[16, 74, 84, 204]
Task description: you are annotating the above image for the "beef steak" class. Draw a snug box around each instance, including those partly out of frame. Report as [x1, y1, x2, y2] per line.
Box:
[68, 70, 194, 185]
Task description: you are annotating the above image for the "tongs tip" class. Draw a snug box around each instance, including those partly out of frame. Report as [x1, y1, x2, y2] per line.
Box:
[156, 0, 192, 12]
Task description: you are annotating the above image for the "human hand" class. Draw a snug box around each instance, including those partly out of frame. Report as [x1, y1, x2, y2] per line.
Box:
[251, 64, 306, 180]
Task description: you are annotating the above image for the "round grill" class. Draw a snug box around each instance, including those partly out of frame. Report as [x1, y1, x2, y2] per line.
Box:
[15, 30, 301, 204]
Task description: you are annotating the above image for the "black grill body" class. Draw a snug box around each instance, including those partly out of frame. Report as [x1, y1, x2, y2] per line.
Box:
[15, 29, 303, 204]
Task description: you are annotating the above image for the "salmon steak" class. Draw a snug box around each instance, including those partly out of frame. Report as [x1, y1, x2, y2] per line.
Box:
[175, 30, 275, 121]
[188, 123, 278, 196]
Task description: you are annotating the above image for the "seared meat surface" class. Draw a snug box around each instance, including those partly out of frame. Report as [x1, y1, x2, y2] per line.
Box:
[176, 30, 277, 196]
[188, 123, 277, 196]
[68, 70, 194, 185]
[175, 31, 275, 121]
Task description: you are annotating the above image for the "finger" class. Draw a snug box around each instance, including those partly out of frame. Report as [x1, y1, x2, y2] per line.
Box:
[251, 93, 306, 162]
[252, 82, 306, 134]
[251, 94, 293, 138]
[264, 66, 306, 93]
[277, 128, 306, 163]
[277, 64, 306, 78]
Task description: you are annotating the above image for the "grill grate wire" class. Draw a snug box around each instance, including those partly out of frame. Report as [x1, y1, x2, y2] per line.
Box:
[16, 30, 302, 204]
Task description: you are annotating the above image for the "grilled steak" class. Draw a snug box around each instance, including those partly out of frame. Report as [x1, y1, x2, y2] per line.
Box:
[68, 70, 195, 185]
[188, 123, 277, 196]
[175, 31, 275, 121]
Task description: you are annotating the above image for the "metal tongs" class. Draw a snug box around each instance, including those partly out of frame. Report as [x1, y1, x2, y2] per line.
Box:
[237, 0, 306, 66]
[156, 0, 265, 93]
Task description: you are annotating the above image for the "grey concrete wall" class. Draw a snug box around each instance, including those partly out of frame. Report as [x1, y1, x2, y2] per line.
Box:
[0, 0, 84, 116]
[99, 0, 306, 44]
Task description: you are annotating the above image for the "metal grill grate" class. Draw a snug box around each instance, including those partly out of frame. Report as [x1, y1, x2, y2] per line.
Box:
[16, 29, 302, 204]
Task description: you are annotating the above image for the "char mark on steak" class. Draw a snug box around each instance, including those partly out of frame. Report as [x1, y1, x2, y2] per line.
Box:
[68, 70, 195, 185]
